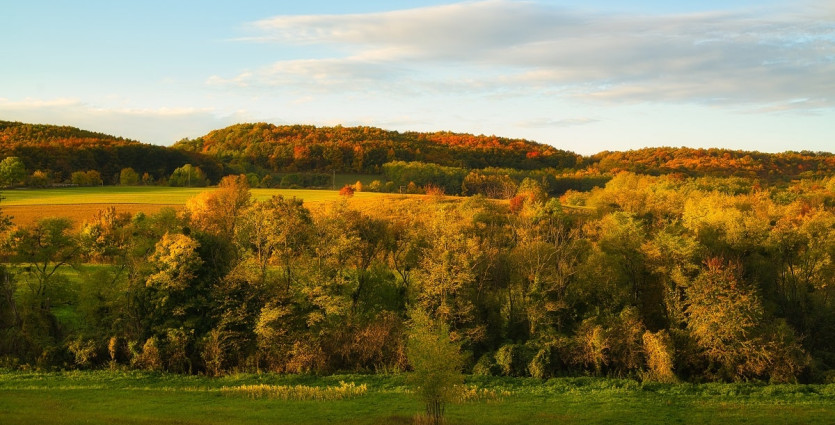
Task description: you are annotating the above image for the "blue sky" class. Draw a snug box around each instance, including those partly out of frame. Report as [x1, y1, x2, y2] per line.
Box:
[1, 0, 833, 154]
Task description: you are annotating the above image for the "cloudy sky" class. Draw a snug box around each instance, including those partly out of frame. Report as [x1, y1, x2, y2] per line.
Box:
[1, 0, 833, 154]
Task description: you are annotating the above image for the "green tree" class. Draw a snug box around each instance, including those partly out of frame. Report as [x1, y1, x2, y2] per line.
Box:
[6, 218, 79, 310]
[5, 218, 78, 362]
[169, 164, 208, 187]
[240, 195, 312, 284]
[0, 157, 26, 187]
[406, 308, 464, 425]
[119, 168, 140, 186]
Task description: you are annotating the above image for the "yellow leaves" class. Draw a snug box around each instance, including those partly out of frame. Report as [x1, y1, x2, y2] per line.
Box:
[147, 233, 202, 291]
[642, 330, 676, 383]
[682, 192, 772, 249]
[184, 174, 251, 237]
[255, 303, 293, 341]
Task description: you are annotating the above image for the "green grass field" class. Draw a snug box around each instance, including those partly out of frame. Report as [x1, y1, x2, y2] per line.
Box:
[0, 371, 833, 425]
[0, 186, 388, 206]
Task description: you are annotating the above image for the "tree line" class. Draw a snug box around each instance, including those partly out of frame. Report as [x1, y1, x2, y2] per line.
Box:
[1, 172, 834, 383]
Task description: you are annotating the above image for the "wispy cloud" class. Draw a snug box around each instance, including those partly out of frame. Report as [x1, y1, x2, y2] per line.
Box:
[214, 0, 835, 111]
[516, 117, 599, 128]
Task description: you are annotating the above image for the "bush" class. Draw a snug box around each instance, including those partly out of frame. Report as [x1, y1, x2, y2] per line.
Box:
[133, 337, 162, 371]
[472, 352, 500, 376]
[202, 329, 225, 377]
[529, 345, 561, 379]
[67, 338, 98, 369]
[495, 344, 533, 377]
[642, 330, 676, 383]
[339, 185, 355, 197]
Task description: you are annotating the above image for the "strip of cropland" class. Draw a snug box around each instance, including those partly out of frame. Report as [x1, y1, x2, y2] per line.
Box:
[0, 186, 391, 228]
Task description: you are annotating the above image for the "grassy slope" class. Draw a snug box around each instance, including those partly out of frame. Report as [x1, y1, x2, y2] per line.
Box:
[0, 371, 833, 425]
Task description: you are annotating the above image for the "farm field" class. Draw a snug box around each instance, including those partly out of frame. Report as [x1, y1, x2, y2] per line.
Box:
[0, 186, 394, 227]
[0, 371, 833, 425]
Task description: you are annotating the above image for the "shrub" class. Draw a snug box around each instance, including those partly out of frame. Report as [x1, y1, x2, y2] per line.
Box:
[134, 337, 162, 371]
[574, 319, 609, 375]
[642, 330, 676, 383]
[339, 185, 355, 197]
[495, 344, 533, 377]
[529, 345, 561, 379]
[202, 329, 225, 377]
[166, 328, 192, 374]
[67, 338, 98, 368]
[472, 352, 500, 376]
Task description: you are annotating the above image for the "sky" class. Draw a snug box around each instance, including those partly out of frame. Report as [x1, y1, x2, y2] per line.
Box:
[1, 0, 833, 155]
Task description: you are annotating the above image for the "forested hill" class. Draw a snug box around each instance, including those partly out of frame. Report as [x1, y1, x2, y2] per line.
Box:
[3, 120, 835, 186]
[172, 123, 581, 174]
[591, 147, 835, 180]
[0, 120, 221, 184]
[0, 120, 138, 148]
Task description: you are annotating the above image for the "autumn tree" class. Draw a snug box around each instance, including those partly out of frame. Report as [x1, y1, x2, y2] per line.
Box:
[685, 258, 805, 381]
[414, 204, 485, 349]
[144, 232, 205, 332]
[239, 195, 311, 285]
[509, 199, 583, 336]
[185, 174, 251, 240]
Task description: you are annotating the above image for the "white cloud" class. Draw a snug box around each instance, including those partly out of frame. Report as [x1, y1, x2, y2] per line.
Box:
[217, 0, 835, 110]
[0, 98, 245, 144]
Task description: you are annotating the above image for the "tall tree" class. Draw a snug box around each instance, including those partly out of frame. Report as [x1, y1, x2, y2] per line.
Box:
[406, 308, 464, 425]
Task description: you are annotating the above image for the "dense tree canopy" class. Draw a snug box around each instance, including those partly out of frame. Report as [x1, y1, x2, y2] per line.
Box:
[1, 172, 834, 384]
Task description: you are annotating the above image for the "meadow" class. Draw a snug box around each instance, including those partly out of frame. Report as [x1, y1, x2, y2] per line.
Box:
[0, 371, 833, 425]
[0, 185, 393, 227]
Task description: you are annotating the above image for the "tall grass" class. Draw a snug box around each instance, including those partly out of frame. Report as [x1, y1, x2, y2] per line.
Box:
[221, 381, 367, 400]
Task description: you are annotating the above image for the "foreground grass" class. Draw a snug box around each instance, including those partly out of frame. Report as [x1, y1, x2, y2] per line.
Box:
[0, 371, 833, 425]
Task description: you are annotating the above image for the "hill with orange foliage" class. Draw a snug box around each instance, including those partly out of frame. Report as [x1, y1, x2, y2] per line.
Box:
[590, 147, 835, 180]
[172, 123, 581, 174]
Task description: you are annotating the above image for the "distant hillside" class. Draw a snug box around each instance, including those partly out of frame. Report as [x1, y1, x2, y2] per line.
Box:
[172, 123, 582, 174]
[2, 120, 835, 188]
[0, 120, 139, 149]
[0, 121, 221, 183]
[591, 147, 835, 180]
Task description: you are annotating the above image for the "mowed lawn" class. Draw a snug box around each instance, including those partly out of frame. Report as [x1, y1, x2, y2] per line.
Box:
[0, 186, 393, 227]
[0, 371, 833, 425]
